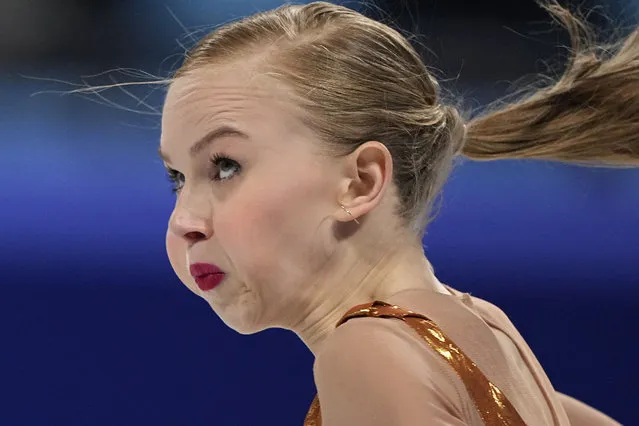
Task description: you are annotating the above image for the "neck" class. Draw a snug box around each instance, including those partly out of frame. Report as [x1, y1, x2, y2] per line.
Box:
[293, 238, 446, 356]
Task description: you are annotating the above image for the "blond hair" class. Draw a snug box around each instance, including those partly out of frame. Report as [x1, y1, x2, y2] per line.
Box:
[173, 1, 639, 236]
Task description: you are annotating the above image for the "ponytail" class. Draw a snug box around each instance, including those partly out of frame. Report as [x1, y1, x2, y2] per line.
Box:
[464, 1, 639, 167]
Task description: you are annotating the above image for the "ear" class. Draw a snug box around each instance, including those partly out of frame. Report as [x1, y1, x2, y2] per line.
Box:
[336, 141, 393, 224]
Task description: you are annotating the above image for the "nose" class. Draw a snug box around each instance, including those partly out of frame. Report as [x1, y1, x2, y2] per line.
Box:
[168, 191, 213, 245]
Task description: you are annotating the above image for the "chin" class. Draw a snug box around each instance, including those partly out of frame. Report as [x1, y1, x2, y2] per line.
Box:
[219, 316, 269, 335]
[229, 323, 268, 335]
[204, 299, 269, 335]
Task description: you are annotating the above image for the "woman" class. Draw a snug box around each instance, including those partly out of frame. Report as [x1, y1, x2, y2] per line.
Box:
[158, 1, 637, 424]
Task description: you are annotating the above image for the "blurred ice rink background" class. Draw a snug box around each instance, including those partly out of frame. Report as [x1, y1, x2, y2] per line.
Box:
[1, 1, 637, 424]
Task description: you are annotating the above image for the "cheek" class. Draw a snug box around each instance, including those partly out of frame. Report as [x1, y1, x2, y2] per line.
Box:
[217, 177, 328, 286]
[166, 229, 198, 294]
[215, 201, 280, 274]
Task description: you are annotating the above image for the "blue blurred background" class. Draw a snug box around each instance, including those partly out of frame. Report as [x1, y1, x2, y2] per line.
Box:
[1, 0, 638, 424]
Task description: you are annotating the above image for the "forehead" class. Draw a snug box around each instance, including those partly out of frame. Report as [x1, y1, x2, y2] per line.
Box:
[162, 65, 303, 134]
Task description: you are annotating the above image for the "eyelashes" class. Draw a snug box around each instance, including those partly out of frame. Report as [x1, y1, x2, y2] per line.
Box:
[210, 153, 241, 182]
[166, 168, 184, 194]
[165, 153, 242, 194]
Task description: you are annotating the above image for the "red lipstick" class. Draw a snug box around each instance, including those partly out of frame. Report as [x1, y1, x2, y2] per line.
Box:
[189, 263, 226, 291]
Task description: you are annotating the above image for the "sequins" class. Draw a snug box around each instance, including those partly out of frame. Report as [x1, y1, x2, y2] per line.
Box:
[404, 313, 525, 425]
[303, 395, 321, 426]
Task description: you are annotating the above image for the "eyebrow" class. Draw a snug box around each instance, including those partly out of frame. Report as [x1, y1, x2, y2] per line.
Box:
[158, 125, 250, 163]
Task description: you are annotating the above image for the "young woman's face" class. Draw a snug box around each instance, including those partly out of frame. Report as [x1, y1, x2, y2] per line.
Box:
[160, 65, 346, 334]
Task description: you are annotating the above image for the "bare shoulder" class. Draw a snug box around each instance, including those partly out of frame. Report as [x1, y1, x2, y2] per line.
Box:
[312, 316, 465, 425]
[314, 316, 429, 378]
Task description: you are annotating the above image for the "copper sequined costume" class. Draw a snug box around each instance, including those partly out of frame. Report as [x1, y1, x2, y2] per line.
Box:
[304, 287, 620, 425]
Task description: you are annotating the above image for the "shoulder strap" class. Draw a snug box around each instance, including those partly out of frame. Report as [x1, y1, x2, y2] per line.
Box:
[304, 301, 528, 426]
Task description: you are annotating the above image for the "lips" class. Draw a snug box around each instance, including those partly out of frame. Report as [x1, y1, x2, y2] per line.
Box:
[189, 263, 226, 291]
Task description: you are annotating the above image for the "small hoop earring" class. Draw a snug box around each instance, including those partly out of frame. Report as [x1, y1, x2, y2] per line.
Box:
[340, 204, 360, 225]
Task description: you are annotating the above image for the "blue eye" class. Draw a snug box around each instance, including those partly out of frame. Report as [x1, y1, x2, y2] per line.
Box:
[164, 154, 240, 195]
[211, 153, 241, 182]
